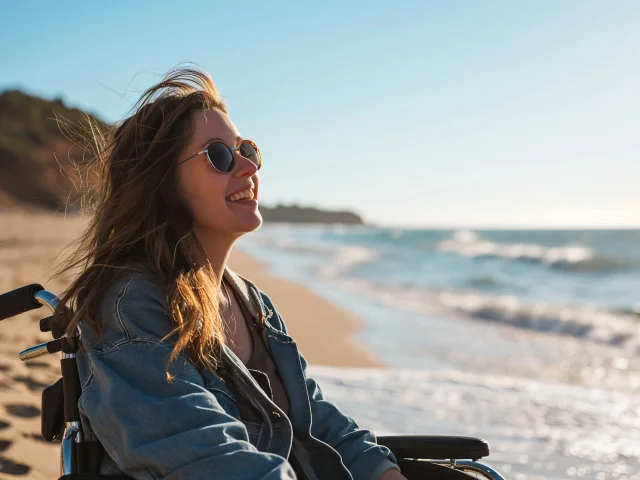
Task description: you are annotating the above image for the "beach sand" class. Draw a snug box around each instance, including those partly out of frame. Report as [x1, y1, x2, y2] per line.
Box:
[0, 211, 382, 478]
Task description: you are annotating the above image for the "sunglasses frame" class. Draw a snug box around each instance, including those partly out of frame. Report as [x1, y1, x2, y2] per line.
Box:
[177, 139, 261, 173]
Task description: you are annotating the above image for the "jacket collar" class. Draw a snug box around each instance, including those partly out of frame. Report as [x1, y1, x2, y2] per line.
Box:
[127, 258, 278, 332]
[223, 266, 276, 329]
[223, 267, 261, 317]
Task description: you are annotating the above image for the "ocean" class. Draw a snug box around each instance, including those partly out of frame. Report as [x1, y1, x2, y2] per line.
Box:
[237, 225, 640, 479]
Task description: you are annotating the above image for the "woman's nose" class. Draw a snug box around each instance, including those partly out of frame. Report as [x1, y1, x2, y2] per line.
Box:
[234, 152, 258, 176]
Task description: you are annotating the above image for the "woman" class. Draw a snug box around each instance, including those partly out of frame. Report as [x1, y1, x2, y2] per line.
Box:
[53, 67, 406, 480]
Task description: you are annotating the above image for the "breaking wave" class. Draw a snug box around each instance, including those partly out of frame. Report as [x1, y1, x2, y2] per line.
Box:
[437, 230, 629, 272]
[343, 279, 639, 349]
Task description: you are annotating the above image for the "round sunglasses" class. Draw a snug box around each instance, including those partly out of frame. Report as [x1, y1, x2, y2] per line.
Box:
[177, 138, 261, 173]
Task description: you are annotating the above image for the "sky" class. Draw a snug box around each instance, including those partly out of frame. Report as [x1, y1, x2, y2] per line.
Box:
[1, 0, 639, 228]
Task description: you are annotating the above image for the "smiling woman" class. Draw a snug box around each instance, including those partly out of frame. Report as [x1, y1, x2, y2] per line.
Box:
[174, 107, 264, 250]
[49, 66, 406, 480]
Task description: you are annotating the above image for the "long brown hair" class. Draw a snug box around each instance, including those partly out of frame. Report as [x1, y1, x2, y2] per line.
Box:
[51, 66, 230, 378]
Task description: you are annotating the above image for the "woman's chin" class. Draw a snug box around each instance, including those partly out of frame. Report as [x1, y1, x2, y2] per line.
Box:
[232, 211, 263, 235]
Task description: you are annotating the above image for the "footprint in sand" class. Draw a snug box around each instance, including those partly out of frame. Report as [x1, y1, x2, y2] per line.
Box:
[24, 361, 51, 370]
[0, 438, 31, 475]
[0, 364, 10, 372]
[0, 457, 31, 475]
[12, 375, 50, 392]
[0, 420, 9, 431]
[4, 404, 40, 418]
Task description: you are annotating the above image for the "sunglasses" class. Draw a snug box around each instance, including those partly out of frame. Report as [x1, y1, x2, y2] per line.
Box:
[177, 138, 261, 173]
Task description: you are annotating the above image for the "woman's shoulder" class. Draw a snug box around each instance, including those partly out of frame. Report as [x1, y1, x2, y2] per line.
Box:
[83, 262, 172, 353]
[100, 261, 168, 316]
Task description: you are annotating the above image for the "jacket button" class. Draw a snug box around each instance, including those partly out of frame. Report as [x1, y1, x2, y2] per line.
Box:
[272, 411, 281, 418]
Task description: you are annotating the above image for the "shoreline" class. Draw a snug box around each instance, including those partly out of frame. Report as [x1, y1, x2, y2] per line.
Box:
[228, 246, 387, 369]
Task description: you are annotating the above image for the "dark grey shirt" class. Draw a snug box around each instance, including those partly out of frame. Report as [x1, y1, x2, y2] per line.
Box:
[227, 278, 290, 416]
[225, 280, 311, 478]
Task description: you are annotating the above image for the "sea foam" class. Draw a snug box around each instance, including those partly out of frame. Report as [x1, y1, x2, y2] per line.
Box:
[341, 278, 640, 349]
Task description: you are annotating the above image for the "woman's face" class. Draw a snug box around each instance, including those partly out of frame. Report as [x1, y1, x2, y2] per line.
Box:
[176, 108, 262, 240]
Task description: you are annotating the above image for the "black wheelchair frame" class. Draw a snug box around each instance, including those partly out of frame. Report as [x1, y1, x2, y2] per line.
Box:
[0, 283, 506, 480]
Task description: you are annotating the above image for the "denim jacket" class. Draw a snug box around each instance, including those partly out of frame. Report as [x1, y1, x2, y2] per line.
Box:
[75, 263, 400, 479]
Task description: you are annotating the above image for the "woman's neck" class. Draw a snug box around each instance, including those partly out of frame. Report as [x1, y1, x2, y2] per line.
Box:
[192, 227, 238, 299]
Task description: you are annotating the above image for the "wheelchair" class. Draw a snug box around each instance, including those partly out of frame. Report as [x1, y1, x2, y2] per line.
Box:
[0, 283, 506, 480]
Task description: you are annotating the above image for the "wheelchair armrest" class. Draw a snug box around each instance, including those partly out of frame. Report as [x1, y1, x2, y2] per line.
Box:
[377, 435, 490, 461]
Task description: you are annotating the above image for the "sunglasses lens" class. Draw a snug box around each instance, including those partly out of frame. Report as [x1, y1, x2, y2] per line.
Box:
[206, 142, 234, 172]
[239, 140, 261, 169]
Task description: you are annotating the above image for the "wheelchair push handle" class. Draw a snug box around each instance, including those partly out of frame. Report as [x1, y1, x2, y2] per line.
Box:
[0, 284, 75, 361]
[0, 283, 45, 321]
[19, 337, 78, 362]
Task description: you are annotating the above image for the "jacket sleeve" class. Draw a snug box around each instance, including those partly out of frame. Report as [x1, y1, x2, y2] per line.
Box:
[79, 277, 296, 480]
[259, 291, 401, 480]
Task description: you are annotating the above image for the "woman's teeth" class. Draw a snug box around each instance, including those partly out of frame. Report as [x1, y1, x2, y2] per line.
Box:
[227, 189, 255, 202]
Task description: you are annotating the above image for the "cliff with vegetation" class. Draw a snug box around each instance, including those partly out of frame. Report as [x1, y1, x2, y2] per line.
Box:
[0, 90, 363, 224]
[0, 89, 105, 211]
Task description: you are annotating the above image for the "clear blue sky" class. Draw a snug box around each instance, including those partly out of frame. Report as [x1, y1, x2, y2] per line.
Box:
[2, 0, 639, 228]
